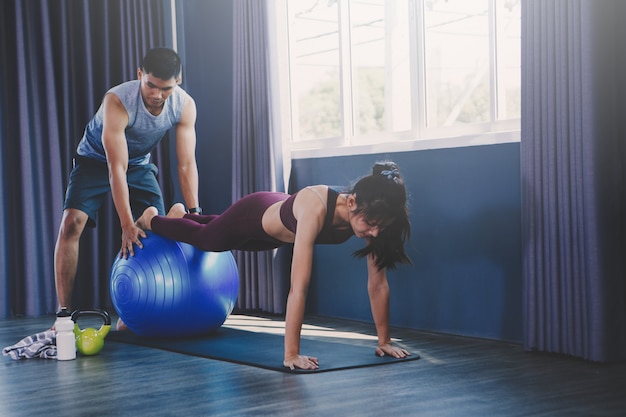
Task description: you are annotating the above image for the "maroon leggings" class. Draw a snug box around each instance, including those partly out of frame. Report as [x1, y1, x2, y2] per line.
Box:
[150, 192, 289, 252]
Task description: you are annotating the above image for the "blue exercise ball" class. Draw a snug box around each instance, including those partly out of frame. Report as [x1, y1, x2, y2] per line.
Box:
[110, 232, 239, 337]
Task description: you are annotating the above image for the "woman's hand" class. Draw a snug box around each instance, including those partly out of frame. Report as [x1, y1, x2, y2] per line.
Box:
[284, 354, 319, 371]
[375, 342, 411, 358]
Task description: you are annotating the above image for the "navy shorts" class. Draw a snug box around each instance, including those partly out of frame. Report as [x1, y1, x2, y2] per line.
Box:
[63, 156, 166, 227]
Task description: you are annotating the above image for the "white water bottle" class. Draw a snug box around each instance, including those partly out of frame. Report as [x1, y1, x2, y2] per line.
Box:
[55, 308, 76, 361]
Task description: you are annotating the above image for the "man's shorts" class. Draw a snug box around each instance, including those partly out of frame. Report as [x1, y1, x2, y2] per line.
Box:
[63, 156, 166, 227]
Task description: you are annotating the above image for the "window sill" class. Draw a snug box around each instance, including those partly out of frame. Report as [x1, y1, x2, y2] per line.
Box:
[290, 129, 521, 160]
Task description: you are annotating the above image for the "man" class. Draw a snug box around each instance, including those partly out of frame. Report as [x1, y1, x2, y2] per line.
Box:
[54, 48, 201, 327]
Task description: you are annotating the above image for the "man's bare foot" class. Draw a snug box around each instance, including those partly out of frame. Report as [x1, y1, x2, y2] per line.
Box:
[167, 203, 187, 218]
[116, 318, 129, 332]
[136, 206, 158, 230]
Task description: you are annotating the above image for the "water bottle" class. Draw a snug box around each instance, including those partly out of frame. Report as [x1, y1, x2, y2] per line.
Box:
[55, 308, 76, 360]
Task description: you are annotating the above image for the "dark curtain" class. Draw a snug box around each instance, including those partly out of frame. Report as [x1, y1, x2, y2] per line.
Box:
[232, 0, 289, 313]
[521, 0, 626, 361]
[0, 0, 171, 319]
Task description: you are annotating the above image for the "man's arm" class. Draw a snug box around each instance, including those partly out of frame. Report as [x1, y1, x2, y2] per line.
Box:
[175, 94, 199, 210]
[102, 93, 146, 258]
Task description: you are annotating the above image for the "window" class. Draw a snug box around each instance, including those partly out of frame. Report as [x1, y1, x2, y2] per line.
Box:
[272, 0, 521, 156]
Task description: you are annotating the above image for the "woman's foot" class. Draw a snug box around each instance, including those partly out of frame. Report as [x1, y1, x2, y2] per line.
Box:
[167, 203, 187, 218]
[136, 206, 158, 230]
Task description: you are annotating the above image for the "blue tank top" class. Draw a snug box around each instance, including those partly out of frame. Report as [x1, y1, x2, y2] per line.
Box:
[280, 187, 354, 244]
[75, 80, 187, 165]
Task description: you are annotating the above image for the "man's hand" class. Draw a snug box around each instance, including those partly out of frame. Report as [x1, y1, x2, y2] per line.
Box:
[119, 224, 147, 258]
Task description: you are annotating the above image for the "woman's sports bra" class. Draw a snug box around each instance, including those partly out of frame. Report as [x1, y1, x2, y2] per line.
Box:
[279, 187, 354, 244]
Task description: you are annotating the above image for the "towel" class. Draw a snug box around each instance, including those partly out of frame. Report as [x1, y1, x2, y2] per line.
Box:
[2, 331, 57, 360]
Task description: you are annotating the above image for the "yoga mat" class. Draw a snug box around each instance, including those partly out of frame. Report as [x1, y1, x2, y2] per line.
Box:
[108, 326, 419, 373]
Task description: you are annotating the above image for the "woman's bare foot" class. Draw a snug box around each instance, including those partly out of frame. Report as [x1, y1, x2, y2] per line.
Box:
[167, 203, 187, 218]
[116, 318, 129, 331]
[136, 206, 158, 230]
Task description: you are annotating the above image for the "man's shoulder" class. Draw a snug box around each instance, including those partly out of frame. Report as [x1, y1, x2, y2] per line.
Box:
[174, 85, 192, 99]
[172, 86, 193, 115]
[109, 80, 140, 94]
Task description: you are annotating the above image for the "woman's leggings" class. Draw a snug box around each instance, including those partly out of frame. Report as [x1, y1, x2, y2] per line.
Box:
[150, 192, 290, 252]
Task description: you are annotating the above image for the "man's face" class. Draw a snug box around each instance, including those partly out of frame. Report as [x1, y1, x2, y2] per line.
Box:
[137, 68, 180, 112]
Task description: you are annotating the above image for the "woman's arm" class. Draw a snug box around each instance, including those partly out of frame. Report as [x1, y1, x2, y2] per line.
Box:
[282, 187, 326, 370]
[367, 253, 411, 358]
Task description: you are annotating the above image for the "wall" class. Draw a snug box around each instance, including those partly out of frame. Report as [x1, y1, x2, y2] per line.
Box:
[290, 144, 523, 342]
[175, 2, 523, 343]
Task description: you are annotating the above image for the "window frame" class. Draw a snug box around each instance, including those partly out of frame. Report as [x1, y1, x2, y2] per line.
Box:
[270, 0, 521, 159]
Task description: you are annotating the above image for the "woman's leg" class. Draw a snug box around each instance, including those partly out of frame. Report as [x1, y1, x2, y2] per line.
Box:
[136, 203, 218, 229]
[148, 192, 289, 252]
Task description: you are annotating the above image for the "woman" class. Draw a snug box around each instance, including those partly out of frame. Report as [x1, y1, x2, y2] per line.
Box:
[134, 161, 411, 370]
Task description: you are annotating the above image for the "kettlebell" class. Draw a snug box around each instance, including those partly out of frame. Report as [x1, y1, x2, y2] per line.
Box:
[71, 309, 111, 356]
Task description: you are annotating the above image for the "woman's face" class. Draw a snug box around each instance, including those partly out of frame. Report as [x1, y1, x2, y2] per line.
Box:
[350, 214, 382, 238]
[349, 211, 394, 239]
[346, 194, 394, 239]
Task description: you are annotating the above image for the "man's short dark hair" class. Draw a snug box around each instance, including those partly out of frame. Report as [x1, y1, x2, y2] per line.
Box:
[141, 47, 182, 80]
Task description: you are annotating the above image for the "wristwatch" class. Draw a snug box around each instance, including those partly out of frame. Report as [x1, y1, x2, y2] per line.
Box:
[188, 207, 202, 214]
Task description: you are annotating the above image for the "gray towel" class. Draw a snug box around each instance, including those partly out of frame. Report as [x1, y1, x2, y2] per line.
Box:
[2, 331, 57, 360]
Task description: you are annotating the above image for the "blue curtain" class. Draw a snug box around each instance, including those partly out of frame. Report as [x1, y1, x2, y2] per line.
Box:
[521, 0, 626, 361]
[232, 0, 289, 313]
[0, 0, 171, 319]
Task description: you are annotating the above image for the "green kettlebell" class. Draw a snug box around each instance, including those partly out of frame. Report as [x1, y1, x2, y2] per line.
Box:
[71, 309, 111, 356]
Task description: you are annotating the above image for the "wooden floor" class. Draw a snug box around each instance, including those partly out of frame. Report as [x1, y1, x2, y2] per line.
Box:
[1, 313, 625, 417]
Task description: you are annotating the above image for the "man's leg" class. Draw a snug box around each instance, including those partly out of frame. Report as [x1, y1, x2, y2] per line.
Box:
[54, 208, 89, 310]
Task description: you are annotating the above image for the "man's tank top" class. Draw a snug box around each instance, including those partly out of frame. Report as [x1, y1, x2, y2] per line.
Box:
[279, 187, 354, 244]
[75, 80, 187, 165]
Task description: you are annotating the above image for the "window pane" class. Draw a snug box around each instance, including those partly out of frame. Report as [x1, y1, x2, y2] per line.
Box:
[351, 0, 412, 135]
[424, 0, 490, 128]
[496, 0, 521, 120]
[288, 0, 341, 141]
